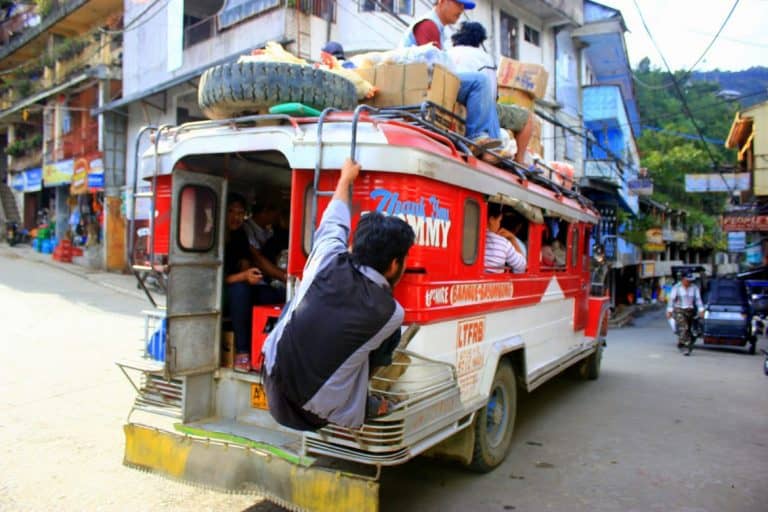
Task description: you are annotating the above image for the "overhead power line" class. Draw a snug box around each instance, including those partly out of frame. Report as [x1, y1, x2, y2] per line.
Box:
[686, 0, 740, 72]
[632, 0, 732, 194]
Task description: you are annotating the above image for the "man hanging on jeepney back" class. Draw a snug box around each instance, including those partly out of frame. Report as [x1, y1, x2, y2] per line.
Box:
[261, 158, 416, 431]
[401, 0, 503, 161]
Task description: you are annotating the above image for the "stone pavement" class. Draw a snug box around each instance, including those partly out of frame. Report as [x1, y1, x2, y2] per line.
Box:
[609, 302, 664, 327]
[0, 243, 153, 303]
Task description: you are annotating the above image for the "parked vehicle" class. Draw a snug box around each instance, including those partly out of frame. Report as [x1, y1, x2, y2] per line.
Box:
[4, 220, 27, 246]
[116, 70, 609, 511]
[702, 278, 756, 354]
[746, 280, 768, 336]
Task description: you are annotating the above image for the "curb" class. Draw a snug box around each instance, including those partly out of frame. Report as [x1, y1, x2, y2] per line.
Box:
[0, 245, 149, 302]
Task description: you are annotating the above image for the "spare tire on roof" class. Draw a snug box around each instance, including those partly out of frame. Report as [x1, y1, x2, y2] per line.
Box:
[198, 60, 358, 120]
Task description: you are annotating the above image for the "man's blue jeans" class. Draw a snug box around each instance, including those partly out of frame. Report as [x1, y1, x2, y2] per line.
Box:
[456, 71, 501, 140]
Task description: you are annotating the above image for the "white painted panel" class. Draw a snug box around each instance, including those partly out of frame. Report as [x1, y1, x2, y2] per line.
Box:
[167, 0, 184, 72]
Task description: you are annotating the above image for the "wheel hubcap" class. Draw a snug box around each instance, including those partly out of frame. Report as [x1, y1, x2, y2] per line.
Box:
[485, 385, 509, 448]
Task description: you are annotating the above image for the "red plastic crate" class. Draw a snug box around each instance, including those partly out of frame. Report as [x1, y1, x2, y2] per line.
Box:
[251, 305, 283, 371]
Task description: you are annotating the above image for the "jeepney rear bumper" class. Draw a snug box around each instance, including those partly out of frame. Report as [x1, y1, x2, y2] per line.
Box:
[123, 423, 378, 512]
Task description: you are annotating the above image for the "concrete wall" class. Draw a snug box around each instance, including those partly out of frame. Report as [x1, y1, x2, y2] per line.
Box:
[123, 2, 289, 97]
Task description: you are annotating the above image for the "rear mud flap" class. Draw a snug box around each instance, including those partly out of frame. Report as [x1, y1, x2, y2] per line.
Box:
[123, 423, 379, 512]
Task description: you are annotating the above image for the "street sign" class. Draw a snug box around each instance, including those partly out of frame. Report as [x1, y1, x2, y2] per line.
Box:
[722, 212, 768, 232]
[685, 173, 750, 193]
[628, 177, 653, 195]
[727, 232, 746, 252]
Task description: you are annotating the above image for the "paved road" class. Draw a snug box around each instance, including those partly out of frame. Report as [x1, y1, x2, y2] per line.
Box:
[1, 249, 767, 511]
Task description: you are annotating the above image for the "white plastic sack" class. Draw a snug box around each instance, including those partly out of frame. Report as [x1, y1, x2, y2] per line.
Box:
[667, 316, 676, 333]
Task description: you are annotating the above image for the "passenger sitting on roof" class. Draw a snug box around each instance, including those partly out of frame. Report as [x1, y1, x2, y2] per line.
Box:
[400, 0, 502, 162]
[447, 21, 534, 165]
[485, 203, 526, 274]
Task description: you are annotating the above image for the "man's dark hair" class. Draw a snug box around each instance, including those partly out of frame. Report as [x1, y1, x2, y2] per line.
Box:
[451, 21, 487, 48]
[228, 193, 247, 208]
[352, 212, 415, 275]
[251, 198, 278, 215]
[487, 202, 504, 218]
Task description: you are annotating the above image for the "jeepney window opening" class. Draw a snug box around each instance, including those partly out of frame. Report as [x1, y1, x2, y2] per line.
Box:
[541, 216, 568, 271]
[178, 184, 217, 252]
[302, 184, 313, 256]
[500, 208, 529, 260]
[583, 225, 592, 268]
[462, 198, 480, 264]
[571, 225, 579, 269]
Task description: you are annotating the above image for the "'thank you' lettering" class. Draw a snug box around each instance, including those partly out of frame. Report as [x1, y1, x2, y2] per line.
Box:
[370, 188, 452, 249]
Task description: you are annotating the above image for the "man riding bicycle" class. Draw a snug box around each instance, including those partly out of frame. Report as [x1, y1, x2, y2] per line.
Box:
[666, 272, 704, 356]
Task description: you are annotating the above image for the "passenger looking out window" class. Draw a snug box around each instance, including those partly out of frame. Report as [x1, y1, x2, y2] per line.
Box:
[485, 203, 526, 274]
[541, 217, 568, 269]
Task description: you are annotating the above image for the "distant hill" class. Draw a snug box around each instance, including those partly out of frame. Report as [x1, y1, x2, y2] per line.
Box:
[691, 67, 768, 108]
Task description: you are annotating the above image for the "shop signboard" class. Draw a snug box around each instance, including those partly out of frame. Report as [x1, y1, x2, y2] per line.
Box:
[69, 154, 104, 194]
[43, 159, 74, 187]
[727, 232, 746, 252]
[10, 172, 24, 191]
[643, 227, 665, 252]
[628, 177, 653, 196]
[746, 242, 763, 265]
[685, 173, 750, 193]
[87, 156, 104, 190]
[10, 168, 42, 192]
[721, 211, 768, 232]
[641, 261, 655, 278]
[25, 168, 42, 192]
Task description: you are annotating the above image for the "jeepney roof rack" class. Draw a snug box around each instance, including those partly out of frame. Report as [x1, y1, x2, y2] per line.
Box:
[361, 101, 594, 210]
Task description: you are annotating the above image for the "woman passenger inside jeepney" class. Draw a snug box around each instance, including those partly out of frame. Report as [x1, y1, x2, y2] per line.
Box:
[224, 193, 264, 372]
[485, 203, 526, 274]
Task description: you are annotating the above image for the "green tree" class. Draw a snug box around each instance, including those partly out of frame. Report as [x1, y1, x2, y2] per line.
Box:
[634, 62, 738, 248]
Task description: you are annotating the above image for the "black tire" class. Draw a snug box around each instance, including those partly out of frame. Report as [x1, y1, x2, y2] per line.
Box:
[198, 61, 358, 120]
[763, 355, 768, 376]
[578, 340, 603, 380]
[748, 340, 757, 355]
[468, 361, 516, 472]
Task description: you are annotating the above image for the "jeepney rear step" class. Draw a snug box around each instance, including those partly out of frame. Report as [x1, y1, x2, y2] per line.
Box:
[123, 423, 379, 512]
[304, 349, 469, 465]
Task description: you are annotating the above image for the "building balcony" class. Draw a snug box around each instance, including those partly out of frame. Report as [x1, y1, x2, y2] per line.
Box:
[8, 147, 43, 172]
[0, 0, 123, 70]
[0, 32, 121, 117]
[44, 120, 99, 163]
[662, 228, 688, 243]
[584, 159, 623, 187]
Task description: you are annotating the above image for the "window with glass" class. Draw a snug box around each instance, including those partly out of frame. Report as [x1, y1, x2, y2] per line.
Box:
[360, 0, 413, 16]
[500, 11, 519, 59]
[218, 0, 281, 29]
[462, 199, 480, 264]
[524, 25, 540, 46]
[178, 185, 217, 251]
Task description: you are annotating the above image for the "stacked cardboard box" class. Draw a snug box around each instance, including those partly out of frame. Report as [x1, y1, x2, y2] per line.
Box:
[355, 63, 465, 134]
[496, 57, 549, 112]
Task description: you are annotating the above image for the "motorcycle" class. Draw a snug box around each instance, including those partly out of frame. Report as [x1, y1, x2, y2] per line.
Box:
[5, 220, 26, 247]
[670, 307, 702, 356]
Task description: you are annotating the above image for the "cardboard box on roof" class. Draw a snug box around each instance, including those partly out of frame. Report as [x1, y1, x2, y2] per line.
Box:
[498, 86, 535, 110]
[497, 57, 549, 99]
[355, 63, 460, 111]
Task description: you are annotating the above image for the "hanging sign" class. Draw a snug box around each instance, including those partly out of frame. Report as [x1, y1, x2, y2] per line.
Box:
[721, 212, 768, 232]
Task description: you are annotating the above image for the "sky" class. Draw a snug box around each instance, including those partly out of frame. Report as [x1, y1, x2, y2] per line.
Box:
[598, 0, 767, 72]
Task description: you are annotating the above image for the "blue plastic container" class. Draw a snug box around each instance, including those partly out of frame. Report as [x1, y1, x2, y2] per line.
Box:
[32, 239, 40, 251]
[41, 240, 53, 253]
[146, 319, 167, 361]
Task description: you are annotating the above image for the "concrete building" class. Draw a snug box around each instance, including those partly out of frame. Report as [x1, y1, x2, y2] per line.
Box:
[0, 0, 125, 269]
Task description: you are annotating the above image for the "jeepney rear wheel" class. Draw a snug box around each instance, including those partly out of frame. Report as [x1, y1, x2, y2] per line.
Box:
[468, 361, 516, 472]
[198, 61, 358, 120]
[578, 339, 604, 380]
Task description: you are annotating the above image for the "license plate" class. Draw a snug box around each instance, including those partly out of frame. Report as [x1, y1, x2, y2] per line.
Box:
[251, 383, 268, 410]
